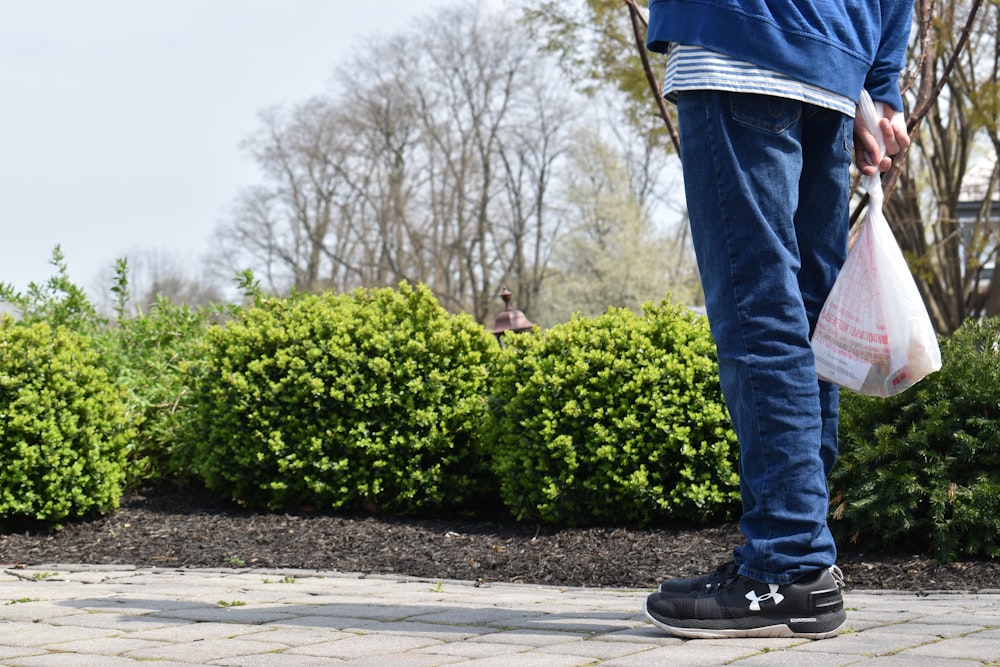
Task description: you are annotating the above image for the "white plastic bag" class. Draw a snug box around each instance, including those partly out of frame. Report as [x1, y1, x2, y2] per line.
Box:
[811, 90, 941, 397]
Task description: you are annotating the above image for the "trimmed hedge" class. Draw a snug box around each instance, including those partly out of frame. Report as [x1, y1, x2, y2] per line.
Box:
[8, 248, 997, 566]
[831, 317, 1000, 561]
[0, 317, 132, 527]
[186, 282, 499, 514]
[485, 300, 740, 527]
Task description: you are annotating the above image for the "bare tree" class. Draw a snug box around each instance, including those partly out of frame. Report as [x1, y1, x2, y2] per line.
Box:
[215, 98, 359, 294]
[396, 2, 575, 321]
[882, 0, 997, 333]
[215, 1, 575, 324]
[535, 126, 680, 325]
[522, 0, 701, 310]
[491, 57, 579, 319]
[93, 248, 225, 315]
[328, 75, 423, 291]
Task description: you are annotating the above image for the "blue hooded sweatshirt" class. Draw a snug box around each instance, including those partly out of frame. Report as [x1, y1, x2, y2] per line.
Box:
[646, 0, 913, 111]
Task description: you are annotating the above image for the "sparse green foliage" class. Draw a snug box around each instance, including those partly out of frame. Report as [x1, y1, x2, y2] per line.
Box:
[0, 246, 103, 333]
[0, 318, 132, 527]
[485, 299, 739, 526]
[234, 269, 264, 304]
[88, 259, 216, 487]
[519, 0, 671, 143]
[186, 282, 499, 515]
[110, 257, 131, 322]
[534, 127, 685, 326]
[831, 317, 1000, 561]
[103, 298, 214, 486]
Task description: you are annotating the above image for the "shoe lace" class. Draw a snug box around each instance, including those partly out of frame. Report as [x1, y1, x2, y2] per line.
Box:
[829, 565, 846, 589]
[714, 564, 845, 593]
[705, 561, 740, 590]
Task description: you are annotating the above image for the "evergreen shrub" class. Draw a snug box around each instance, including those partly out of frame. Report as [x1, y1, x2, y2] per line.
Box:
[831, 317, 1000, 561]
[100, 296, 214, 487]
[485, 300, 740, 527]
[187, 282, 499, 514]
[0, 318, 133, 527]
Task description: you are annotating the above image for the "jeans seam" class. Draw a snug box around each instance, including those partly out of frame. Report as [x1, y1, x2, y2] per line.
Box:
[711, 94, 775, 573]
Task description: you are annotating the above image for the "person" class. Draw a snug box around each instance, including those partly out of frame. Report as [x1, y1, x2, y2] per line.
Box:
[642, 0, 913, 640]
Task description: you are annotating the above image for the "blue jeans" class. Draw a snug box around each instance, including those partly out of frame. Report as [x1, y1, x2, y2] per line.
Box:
[676, 90, 853, 584]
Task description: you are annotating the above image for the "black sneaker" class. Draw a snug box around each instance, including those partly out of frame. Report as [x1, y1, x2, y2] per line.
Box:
[644, 567, 846, 639]
[659, 560, 738, 594]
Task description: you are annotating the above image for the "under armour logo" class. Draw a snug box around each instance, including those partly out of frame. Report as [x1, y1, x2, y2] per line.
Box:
[745, 584, 784, 611]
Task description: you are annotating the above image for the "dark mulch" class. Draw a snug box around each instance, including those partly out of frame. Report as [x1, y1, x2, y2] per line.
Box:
[2, 487, 998, 592]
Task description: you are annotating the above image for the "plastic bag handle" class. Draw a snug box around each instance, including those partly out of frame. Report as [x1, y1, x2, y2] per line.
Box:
[857, 90, 886, 209]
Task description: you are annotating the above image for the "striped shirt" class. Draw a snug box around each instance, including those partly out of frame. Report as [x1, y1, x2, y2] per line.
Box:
[664, 44, 856, 117]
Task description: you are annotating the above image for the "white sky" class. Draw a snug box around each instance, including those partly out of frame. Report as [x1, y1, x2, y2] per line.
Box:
[0, 0, 456, 294]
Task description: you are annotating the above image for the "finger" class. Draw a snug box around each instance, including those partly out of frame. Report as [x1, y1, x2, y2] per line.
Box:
[854, 132, 881, 172]
[855, 149, 880, 175]
[879, 118, 900, 156]
[892, 123, 910, 152]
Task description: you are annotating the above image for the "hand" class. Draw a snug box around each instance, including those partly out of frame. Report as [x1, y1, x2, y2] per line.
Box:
[854, 106, 909, 176]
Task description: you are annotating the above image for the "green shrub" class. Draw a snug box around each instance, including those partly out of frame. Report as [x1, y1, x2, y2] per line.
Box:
[5, 255, 217, 489]
[0, 246, 103, 335]
[187, 282, 498, 514]
[831, 317, 1000, 561]
[485, 300, 740, 527]
[0, 318, 133, 527]
[98, 295, 214, 487]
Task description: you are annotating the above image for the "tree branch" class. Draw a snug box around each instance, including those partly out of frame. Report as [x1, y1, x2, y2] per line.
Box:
[862, 0, 984, 225]
[623, 0, 680, 153]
